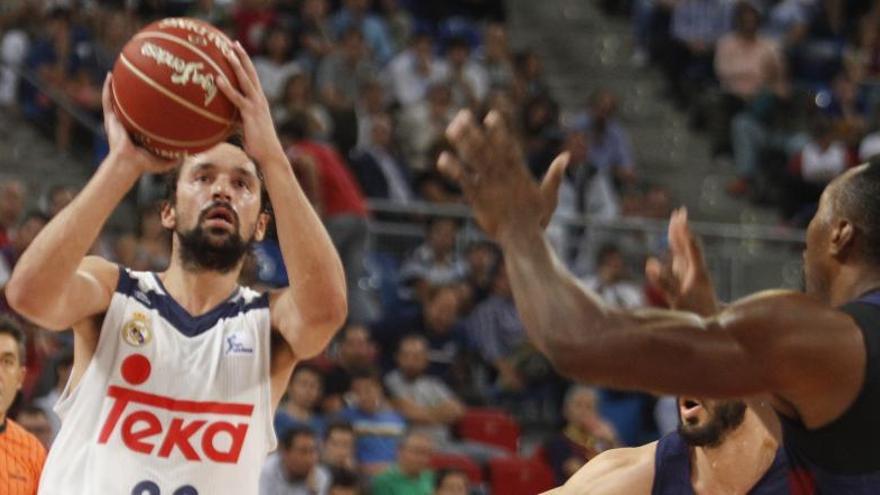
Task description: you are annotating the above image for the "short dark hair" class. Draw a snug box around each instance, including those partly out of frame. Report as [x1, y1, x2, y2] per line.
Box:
[349, 367, 381, 385]
[435, 468, 468, 489]
[163, 137, 271, 214]
[16, 404, 48, 420]
[397, 333, 428, 353]
[329, 468, 360, 489]
[0, 317, 25, 365]
[279, 424, 316, 451]
[596, 242, 622, 266]
[838, 160, 880, 263]
[20, 210, 50, 227]
[324, 420, 354, 441]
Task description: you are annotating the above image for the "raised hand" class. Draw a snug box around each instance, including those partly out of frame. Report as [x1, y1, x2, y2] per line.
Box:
[645, 208, 719, 316]
[438, 109, 569, 239]
[102, 74, 177, 174]
[216, 41, 285, 165]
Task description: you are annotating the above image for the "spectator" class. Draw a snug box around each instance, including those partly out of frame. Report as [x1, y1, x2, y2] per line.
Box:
[512, 50, 550, 103]
[322, 421, 358, 472]
[323, 324, 377, 414]
[260, 425, 332, 495]
[379, 0, 414, 54]
[293, 0, 334, 75]
[465, 262, 528, 393]
[575, 88, 637, 186]
[0, 179, 25, 249]
[441, 36, 489, 109]
[662, 0, 730, 106]
[273, 72, 333, 141]
[477, 22, 514, 90]
[32, 349, 72, 439]
[373, 284, 470, 385]
[399, 217, 468, 302]
[349, 113, 414, 203]
[284, 113, 375, 324]
[543, 386, 618, 484]
[387, 32, 447, 107]
[782, 116, 853, 223]
[327, 468, 362, 495]
[275, 364, 326, 439]
[713, 1, 788, 155]
[316, 27, 378, 155]
[232, 0, 277, 54]
[0, 5, 32, 108]
[824, 72, 868, 147]
[354, 79, 388, 150]
[0, 211, 49, 307]
[581, 243, 645, 310]
[463, 241, 500, 306]
[385, 334, 504, 460]
[318, 26, 379, 111]
[330, 0, 394, 65]
[398, 82, 457, 171]
[254, 25, 302, 105]
[433, 469, 470, 495]
[337, 368, 407, 475]
[370, 431, 435, 495]
[43, 184, 76, 218]
[15, 405, 52, 450]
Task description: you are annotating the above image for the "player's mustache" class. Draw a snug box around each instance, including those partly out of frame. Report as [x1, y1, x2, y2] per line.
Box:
[199, 201, 239, 228]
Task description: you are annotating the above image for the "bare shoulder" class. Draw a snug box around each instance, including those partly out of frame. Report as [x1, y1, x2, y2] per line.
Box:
[554, 442, 656, 495]
[723, 290, 867, 426]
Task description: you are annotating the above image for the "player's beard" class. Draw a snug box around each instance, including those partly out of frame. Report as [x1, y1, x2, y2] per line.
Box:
[177, 207, 252, 274]
[678, 400, 747, 448]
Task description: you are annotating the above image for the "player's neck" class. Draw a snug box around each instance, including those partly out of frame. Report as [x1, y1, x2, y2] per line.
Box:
[690, 409, 778, 495]
[159, 261, 241, 317]
[829, 263, 880, 307]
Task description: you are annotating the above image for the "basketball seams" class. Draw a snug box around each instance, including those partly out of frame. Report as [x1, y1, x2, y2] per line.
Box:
[112, 81, 232, 150]
[118, 54, 231, 126]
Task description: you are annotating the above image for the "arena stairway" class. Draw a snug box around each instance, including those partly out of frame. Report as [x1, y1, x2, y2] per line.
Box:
[504, 0, 780, 226]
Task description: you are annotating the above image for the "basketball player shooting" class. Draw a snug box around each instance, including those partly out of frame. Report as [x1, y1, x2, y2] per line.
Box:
[6, 41, 347, 494]
[439, 109, 880, 492]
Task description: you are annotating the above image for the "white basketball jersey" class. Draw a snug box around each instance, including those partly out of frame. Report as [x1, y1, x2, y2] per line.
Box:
[39, 269, 276, 495]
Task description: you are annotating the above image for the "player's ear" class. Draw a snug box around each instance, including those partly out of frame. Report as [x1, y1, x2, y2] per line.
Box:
[160, 200, 176, 230]
[254, 211, 270, 242]
[830, 218, 855, 258]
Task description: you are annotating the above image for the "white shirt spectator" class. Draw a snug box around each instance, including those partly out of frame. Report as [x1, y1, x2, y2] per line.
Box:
[859, 132, 880, 161]
[801, 141, 848, 183]
[387, 49, 448, 106]
[259, 454, 331, 495]
[254, 59, 302, 105]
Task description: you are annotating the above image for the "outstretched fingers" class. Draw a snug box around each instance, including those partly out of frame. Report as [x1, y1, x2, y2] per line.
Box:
[446, 110, 489, 176]
[222, 41, 256, 100]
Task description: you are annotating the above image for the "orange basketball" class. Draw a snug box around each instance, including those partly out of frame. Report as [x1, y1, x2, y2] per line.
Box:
[111, 18, 240, 159]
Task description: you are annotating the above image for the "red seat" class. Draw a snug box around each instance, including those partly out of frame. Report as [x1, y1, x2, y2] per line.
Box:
[429, 453, 483, 484]
[489, 456, 555, 494]
[456, 408, 520, 454]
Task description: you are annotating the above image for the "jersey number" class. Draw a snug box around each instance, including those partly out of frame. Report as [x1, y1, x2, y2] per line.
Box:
[132, 481, 198, 495]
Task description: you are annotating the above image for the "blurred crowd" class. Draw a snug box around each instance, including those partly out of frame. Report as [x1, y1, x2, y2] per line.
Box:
[0, 0, 689, 493]
[602, 0, 880, 226]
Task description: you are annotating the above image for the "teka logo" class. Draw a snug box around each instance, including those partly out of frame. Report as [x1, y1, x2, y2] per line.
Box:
[97, 354, 252, 463]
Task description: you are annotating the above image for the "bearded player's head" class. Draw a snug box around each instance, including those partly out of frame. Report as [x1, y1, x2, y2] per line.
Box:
[677, 397, 747, 448]
[162, 141, 271, 273]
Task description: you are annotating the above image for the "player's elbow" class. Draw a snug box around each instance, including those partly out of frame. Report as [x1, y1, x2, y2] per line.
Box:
[5, 273, 40, 322]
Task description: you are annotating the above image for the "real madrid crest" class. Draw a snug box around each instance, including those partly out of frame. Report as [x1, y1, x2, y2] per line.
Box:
[122, 312, 153, 347]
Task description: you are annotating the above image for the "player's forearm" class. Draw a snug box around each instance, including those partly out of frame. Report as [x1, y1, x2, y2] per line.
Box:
[498, 226, 621, 372]
[262, 155, 346, 356]
[7, 152, 139, 307]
